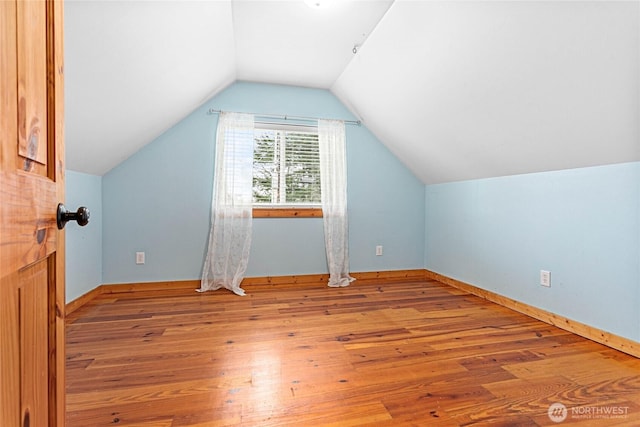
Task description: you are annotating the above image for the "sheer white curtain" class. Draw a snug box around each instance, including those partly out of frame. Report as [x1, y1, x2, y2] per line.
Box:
[318, 119, 355, 288]
[199, 112, 254, 296]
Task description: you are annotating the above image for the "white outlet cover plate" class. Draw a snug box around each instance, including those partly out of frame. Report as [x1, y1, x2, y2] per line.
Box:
[540, 270, 550, 287]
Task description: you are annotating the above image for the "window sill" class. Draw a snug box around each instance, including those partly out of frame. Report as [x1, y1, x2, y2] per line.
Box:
[252, 207, 323, 218]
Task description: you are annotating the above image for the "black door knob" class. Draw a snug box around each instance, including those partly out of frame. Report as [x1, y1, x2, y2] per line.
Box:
[57, 203, 90, 229]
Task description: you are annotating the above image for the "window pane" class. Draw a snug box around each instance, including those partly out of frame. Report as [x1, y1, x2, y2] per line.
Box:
[285, 132, 321, 204]
[253, 130, 276, 203]
[253, 128, 321, 206]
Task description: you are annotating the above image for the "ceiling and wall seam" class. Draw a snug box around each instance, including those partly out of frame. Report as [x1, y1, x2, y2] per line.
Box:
[330, 0, 396, 91]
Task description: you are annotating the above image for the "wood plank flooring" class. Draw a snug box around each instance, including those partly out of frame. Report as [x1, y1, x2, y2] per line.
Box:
[66, 279, 640, 426]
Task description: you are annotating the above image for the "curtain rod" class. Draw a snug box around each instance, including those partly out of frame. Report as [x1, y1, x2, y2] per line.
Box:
[207, 108, 361, 126]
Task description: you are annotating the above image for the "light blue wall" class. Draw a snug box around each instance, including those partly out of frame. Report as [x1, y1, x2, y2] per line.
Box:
[65, 170, 103, 302]
[425, 162, 640, 341]
[67, 82, 640, 346]
[102, 82, 425, 284]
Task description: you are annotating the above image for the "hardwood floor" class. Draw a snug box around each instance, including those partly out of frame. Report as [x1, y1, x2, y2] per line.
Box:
[66, 279, 640, 426]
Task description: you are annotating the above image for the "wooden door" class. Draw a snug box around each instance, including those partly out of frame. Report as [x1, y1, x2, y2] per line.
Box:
[1, 1, 66, 426]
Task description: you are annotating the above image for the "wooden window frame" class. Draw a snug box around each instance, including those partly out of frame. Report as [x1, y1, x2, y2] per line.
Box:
[252, 123, 322, 218]
[253, 207, 323, 218]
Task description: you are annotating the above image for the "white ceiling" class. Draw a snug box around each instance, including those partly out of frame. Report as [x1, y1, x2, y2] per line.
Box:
[65, 0, 640, 184]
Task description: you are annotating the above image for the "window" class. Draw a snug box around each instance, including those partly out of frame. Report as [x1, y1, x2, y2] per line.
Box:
[252, 125, 322, 217]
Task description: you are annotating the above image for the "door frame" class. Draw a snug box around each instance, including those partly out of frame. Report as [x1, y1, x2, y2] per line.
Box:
[49, 1, 66, 425]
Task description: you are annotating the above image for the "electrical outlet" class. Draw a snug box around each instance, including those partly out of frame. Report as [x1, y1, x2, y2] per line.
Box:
[540, 270, 550, 287]
[136, 252, 145, 265]
[376, 245, 383, 256]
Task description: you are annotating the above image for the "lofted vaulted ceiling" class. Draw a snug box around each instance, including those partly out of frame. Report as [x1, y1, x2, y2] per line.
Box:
[65, 0, 640, 184]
